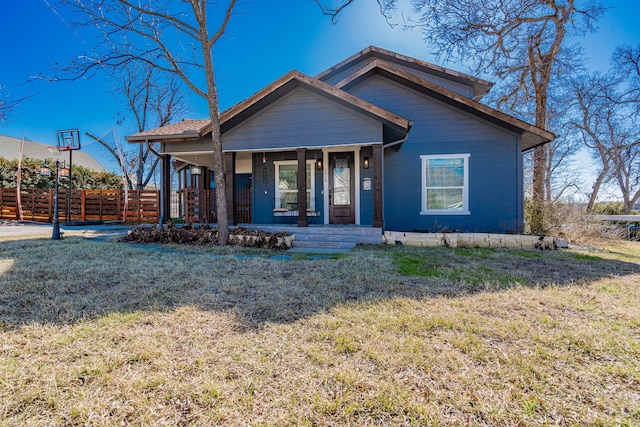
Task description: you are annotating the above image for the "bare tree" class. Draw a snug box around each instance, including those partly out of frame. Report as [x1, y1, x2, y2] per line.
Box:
[53, 0, 236, 244]
[545, 104, 582, 203]
[568, 73, 640, 214]
[610, 138, 640, 214]
[568, 74, 615, 212]
[612, 44, 640, 104]
[0, 84, 25, 125]
[114, 64, 190, 190]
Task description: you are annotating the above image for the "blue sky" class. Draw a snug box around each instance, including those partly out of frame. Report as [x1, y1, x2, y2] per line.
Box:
[1, 0, 639, 174]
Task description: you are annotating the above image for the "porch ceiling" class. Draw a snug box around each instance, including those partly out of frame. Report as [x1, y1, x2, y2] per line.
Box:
[169, 153, 215, 170]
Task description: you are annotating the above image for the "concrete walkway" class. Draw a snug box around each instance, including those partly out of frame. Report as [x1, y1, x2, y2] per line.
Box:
[0, 220, 134, 240]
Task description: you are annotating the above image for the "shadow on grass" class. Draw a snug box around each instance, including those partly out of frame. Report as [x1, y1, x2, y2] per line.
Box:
[1, 237, 639, 328]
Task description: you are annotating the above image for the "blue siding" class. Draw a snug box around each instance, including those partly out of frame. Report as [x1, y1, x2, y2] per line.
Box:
[348, 75, 523, 233]
[223, 88, 382, 151]
[359, 146, 374, 225]
[236, 173, 251, 189]
[251, 151, 324, 224]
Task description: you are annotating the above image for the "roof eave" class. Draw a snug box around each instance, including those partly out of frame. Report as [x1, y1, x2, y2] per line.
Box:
[522, 132, 555, 151]
[317, 46, 494, 95]
[125, 120, 211, 143]
[126, 132, 203, 143]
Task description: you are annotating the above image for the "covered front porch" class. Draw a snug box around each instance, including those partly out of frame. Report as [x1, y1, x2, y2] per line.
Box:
[162, 144, 385, 229]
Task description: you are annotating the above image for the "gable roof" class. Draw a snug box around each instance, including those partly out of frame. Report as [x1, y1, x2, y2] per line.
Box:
[0, 134, 109, 172]
[127, 71, 412, 145]
[316, 46, 494, 100]
[335, 59, 554, 150]
[220, 70, 411, 142]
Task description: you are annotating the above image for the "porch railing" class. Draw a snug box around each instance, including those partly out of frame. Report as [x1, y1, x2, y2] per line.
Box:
[172, 188, 252, 224]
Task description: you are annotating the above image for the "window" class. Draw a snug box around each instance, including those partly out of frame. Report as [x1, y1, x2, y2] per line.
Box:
[420, 154, 469, 215]
[274, 160, 315, 210]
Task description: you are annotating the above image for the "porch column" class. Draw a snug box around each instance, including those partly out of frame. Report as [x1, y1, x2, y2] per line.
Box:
[224, 151, 236, 225]
[373, 144, 383, 228]
[159, 154, 171, 225]
[297, 148, 308, 227]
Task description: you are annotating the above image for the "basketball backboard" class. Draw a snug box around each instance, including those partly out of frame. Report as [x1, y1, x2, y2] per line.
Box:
[56, 129, 81, 151]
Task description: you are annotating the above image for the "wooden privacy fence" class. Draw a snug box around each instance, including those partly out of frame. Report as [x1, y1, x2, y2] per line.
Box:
[0, 188, 160, 224]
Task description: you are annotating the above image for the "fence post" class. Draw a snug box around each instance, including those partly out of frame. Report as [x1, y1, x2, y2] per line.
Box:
[48, 189, 54, 222]
[81, 191, 86, 221]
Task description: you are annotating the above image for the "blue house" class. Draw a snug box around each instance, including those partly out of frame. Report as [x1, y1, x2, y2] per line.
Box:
[127, 46, 553, 234]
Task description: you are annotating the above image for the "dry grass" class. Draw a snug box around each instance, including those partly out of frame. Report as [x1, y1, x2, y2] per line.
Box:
[1, 236, 639, 426]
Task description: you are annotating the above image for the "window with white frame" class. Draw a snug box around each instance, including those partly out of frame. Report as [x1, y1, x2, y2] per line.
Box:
[274, 160, 315, 210]
[420, 154, 470, 215]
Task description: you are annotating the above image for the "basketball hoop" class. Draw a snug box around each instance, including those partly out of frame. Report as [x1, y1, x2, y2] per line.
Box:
[56, 129, 81, 151]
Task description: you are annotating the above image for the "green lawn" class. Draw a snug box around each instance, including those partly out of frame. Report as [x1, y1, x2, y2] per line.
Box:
[1, 236, 639, 426]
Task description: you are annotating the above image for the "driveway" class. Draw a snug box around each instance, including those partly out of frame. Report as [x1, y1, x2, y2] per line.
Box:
[0, 220, 135, 241]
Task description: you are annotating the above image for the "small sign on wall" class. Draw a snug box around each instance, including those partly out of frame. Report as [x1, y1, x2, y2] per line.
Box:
[362, 177, 372, 191]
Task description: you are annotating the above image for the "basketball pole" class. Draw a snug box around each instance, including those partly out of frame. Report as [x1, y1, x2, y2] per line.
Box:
[67, 149, 72, 225]
[52, 160, 62, 240]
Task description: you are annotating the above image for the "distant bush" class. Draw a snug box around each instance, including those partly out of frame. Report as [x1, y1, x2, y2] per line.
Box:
[592, 201, 637, 216]
[0, 157, 122, 190]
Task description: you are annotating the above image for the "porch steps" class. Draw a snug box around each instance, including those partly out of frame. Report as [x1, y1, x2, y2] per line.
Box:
[238, 225, 382, 253]
[289, 232, 357, 253]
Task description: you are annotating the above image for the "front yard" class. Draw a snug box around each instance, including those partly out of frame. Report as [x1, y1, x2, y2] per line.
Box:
[1, 236, 639, 425]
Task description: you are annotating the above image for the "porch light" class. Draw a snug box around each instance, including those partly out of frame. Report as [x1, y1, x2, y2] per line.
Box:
[262, 152, 267, 164]
[39, 163, 51, 177]
[363, 157, 370, 169]
[59, 163, 70, 178]
[316, 158, 323, 170]
[190, 165, 202, 176]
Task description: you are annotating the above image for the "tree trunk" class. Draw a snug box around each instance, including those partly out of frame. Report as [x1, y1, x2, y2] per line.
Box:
[585, 164, 609, 213]
[201, 42, 229, 244]
[529, 96, 550, 234]
[624, 200, 634, 215]
[137, 143, 144, 190]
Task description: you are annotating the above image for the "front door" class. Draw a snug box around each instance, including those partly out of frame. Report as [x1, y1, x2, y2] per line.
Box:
[329, 152, 355, 224]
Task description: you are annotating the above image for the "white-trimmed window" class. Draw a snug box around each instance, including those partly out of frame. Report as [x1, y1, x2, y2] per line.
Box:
[274, 160, 315, 210]
[420, 154, 470, 215]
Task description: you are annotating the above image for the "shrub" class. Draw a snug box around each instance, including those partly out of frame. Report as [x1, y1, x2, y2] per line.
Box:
[592, 201, 636, 216]
[524, 199, 560, 236]
[0, 157, 122, 190]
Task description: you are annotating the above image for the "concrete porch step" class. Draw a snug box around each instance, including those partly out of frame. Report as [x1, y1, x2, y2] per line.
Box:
[291, 232, 357, 252]
[293, 240, 356, 250]
[288, 247, 353, 254]
[294, 233, 358, 243]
